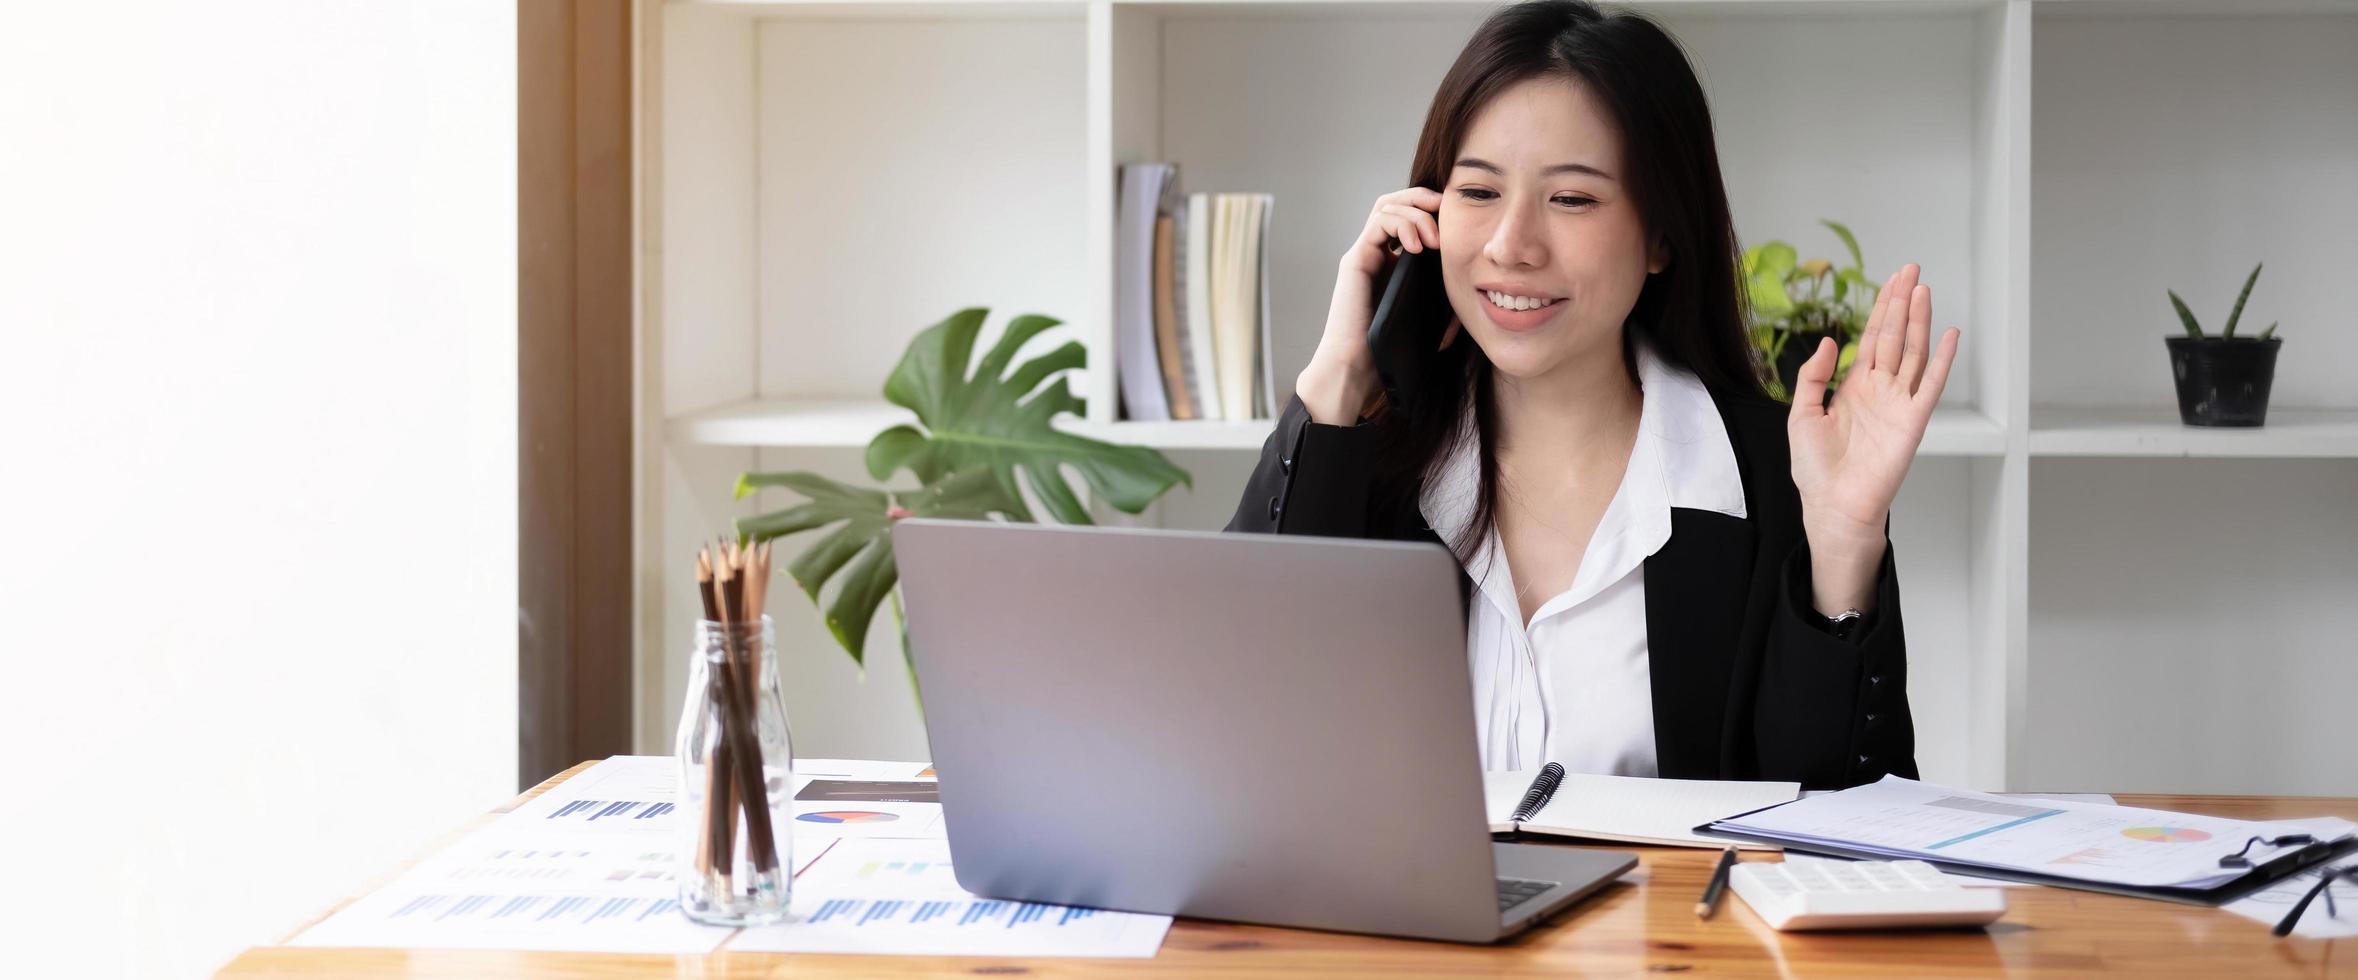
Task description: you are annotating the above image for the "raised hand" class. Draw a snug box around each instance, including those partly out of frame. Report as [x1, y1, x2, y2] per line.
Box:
[1786, 263, 1962, 570]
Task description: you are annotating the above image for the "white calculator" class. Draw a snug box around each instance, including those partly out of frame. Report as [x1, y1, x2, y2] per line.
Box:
[1730, 859, 2007, 931]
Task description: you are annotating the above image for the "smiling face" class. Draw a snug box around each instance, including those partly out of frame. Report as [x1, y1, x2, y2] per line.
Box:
[1439, 74, 1664, 383]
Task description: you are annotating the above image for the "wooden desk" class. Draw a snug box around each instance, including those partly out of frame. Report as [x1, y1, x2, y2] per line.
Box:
[220, 763, 2356, 978]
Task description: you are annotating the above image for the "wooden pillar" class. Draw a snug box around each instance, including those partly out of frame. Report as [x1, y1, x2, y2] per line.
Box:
[518, 0, 634, 789]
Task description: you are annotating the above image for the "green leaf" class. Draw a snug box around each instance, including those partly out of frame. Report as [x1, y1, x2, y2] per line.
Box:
[787, 522, 875, 603]
[2168, 289, 2204, 338]
[736, 470, 879, 505]
[1743, 242, 1797, 316]
[1835, 266, 1877, 314]
[874, 308, 1190, 516]
[2257, 321, 2278, 341]
[733, 309, 1193, 670]
[890, 588, 921, 710]
[736, 467, 1011, 666]
[823, 540, 898, 666]
[865, 425, 931, 483]
[735, 496, 874, 541]
[2222, 262, 2262, 339]
[1836, 339, 1859, 384]
[957, 313, 1064, 419]
[881, 307, 987, 422]
[1822, 219, 1866, 273]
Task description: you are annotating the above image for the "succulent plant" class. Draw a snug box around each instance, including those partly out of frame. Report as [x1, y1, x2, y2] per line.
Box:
[2169, 262, 2277, 341]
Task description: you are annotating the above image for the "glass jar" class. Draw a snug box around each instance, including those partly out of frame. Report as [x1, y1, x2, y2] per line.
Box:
[673, 615, 793, 926]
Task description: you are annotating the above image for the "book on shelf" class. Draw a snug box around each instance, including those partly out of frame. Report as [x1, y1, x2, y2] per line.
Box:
[1252, 193, 1274, 419]
[1116, 161, 1273, 423]
[1150, 211, 1194, 420]
[1115, 162, 1173, 422]
[1181, 191, 1221, 420]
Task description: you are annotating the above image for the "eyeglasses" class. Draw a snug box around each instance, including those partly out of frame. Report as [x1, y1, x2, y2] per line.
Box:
[2272, 865, 2358, 937]
[2220, 834, 2318, 868]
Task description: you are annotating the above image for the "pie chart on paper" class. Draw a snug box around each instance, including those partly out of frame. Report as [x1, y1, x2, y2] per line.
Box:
[2121, 826, 2211, 843]
[798, 810, 900, 825]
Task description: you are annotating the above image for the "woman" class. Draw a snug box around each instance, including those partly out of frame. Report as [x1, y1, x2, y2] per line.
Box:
[1225, 0, 1960, 791]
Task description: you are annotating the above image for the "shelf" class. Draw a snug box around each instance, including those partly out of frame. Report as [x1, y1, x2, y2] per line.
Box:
[1915, 405, 2008, 456]
[669, 1, 1082, 20]
[2034, 0, 2358, 17]
[668, 398, 909, 447]
[666, 397, 1282, 450]
[1117, 0, 1998, 15]
[2030, 405, 2358, 458]
[1089, 418, 1282, 451]
[669, 397, 2006, 454]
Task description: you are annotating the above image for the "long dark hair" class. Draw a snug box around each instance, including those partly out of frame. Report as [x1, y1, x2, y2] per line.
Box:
[1375, 0, 1768, 563]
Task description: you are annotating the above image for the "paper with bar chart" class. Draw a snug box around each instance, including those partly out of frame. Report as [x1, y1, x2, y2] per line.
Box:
[497, 755, 948, 840]
[288, 825, 799, 953]
[500, 756, 683, 831]
[726, 838, 1171, 957]
[1713, 775, 2357, 889]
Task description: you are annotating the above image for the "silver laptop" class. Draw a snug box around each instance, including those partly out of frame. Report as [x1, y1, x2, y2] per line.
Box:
[890, 518, 1637, 943]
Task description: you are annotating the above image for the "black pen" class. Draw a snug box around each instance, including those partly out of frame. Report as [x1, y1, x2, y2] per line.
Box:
[1695, 846, 1737, 919]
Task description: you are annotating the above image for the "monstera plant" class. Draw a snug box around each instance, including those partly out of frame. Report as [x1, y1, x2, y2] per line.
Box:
[733, 308, 1191, 680]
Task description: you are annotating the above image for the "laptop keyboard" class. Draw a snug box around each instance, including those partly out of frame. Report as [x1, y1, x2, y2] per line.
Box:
[1497, 876, 1559, 911]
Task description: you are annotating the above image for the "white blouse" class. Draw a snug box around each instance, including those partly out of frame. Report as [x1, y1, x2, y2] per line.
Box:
[1418, 336, 1749, 774]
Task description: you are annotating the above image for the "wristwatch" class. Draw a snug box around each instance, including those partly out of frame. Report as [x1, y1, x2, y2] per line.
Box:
[1822, 607, 1866, 641]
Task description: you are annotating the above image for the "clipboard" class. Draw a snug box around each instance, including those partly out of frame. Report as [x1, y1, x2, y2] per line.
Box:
[1692, 799, 2358, 907]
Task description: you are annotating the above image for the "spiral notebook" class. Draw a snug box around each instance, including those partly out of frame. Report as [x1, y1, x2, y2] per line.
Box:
[1484, 768, 1800, 850]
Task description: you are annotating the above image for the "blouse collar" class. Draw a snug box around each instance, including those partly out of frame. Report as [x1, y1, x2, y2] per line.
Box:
[1418, 333, 1748, 626]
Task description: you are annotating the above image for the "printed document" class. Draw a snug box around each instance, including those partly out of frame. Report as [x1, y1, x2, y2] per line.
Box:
[497, 755, 947, 840]
[287, 823, 828, 953]
[725, 838, 1172, 958]
[1715, 775, 2356, 889]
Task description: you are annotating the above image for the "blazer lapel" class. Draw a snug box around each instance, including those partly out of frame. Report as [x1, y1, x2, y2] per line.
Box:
[1643, 508, 1755, 779]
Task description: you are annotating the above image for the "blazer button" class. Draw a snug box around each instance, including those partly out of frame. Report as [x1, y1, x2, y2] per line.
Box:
[1864, 711, 1881, 725]
[1857, 754, 1874, 767]
[1267, 496, 1282, 520]
[1280, 455, 1295, 474]
[1867, 674, 1884, 689]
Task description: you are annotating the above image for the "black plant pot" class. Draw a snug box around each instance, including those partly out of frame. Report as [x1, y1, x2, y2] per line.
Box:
[2165, 336, 2282, 427]
[1774, 330, 1838, 408]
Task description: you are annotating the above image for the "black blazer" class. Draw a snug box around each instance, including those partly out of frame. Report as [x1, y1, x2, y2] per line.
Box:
[1224, 389, 1918, 791]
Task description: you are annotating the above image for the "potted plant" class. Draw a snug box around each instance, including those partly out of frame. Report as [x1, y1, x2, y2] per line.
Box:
[1741, 219, 1878, 404]
[731, 308, 1191, 695]
[2166, 263, 2282, 427]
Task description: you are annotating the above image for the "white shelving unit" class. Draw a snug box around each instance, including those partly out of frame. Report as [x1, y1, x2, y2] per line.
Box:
[633, 0, 2358, 795]
[670, 397, 2010, 453]
[2030, 407, 2358, 459]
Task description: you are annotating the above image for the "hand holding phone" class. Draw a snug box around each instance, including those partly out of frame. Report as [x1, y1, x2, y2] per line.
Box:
[1365, 244, 1455, 413]
[1298, 187, 1448, 425]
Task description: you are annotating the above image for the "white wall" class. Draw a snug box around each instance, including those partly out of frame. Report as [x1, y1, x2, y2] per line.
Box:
[2032, 12, 2358, 410]
[2027, 458, 2358, 797]
[0, 3, 516, 977]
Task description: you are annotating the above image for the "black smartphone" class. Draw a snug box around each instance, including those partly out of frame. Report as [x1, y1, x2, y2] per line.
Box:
[1365, 243, 1453, 413]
